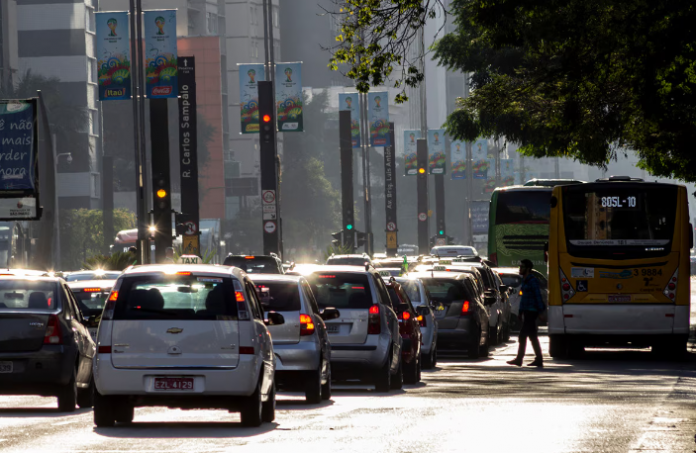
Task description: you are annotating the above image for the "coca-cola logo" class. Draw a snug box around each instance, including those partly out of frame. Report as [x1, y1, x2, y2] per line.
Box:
[152, 86, 173, 96]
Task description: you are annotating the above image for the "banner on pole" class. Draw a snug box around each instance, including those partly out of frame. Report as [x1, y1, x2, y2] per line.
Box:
[427, 129, 446, 175]
[471, 200, 490, 235]
[501, 159, 515, 186]
[275, 62, 303, 132]
[0, 100, 38, 197]
[144, 10, 178, 99]
[96, 12, 131, 101]
[472, 138, 489, 179]
[403, 130, 420, 175]
[450, 140, 466, 180]
[239, 63, 265, 134]
[368, 92, 390, 146]
[338, 93, 360, 148]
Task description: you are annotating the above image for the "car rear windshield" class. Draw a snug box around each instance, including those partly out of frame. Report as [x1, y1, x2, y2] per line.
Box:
[499, 274, 523, 288]
[325, 257, 370, 266]
[396, 279, 421, 303]
[386, 287, 403, 306]
[0, 280, 60, 312]
[66, 272, 121, 282]
[496, 190, 551, 225]
[307, 273, 373, 309]
[73, 289, 110, 314]
[113, 275, 238, 320]
[419, 278, 474, 304]
[223, 256, 280, 274]
[253, 281, 301, 312]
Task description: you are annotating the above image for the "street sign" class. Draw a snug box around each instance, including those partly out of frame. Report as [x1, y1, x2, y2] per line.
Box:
[418, 212, 427, 222]
[262, 205, 276, 213]
[386, 221, 396, 232]
[387, 232, 397, 249]
[263, 212, 277, 220]
[435, 237, 447, 246]
[264, 221, 277, 234]
[183, 220, 197, 236]
[182, 236, 200, 256]
[177, 254, 199, 264]
[262, 190, 276, 204]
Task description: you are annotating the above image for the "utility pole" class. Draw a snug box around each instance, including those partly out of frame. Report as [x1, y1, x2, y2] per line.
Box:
[495, 139, 501, 188]
[417, 139, 429, 253]
[339, 110, 356, 252]
[464, 73, 473, 246]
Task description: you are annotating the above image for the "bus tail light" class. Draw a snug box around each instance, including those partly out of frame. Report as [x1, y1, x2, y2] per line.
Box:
[559, 268, 575, 301]
[663, 268, 678, 300]
[368, 304, 381, 334]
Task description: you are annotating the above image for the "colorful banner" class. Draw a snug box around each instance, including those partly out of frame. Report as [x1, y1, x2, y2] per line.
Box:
[403, 130, 420, 175]
[275, 62, 303, 132]
[239, 63, 265, 134]
[368, 91, 390, 146]
[500, 159, 515, 186]
[96, 12, 131, 101]
[338, 93, 360, 148]
[451, 140, 466, 180]
[0, 100, 38, 196]
[472, 138, 489, 179]
[144, 10, 178, 98]
[427, 129, 446, 175]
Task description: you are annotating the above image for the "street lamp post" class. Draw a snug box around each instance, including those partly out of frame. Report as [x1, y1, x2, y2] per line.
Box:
[52, 133, 72, 270]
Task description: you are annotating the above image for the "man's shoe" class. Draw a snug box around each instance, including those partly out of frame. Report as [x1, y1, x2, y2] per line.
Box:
[506, 359, 523, 367]
[527, 359, 543, 368]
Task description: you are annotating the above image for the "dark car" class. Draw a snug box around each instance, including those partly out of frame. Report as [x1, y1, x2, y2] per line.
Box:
[67, 280, 116, 342]
[384, 279, 422, 384]
[223, 254, 285, 274]
[0, 276, 96, 411]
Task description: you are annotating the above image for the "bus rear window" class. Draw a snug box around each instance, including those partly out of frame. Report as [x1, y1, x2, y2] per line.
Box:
[496, 191, 551, 225]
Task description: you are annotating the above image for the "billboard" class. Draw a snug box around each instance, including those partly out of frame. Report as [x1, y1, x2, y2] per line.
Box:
[403, 130, 420, 175]
[144, 10, 178, 98]
[275, 62, 303, 132]
[472, 138, 489, 179]
[96, 12, 131, 101]
[471, 200, 490, 235]
[427, 129, 446, 175]
[451, 140, 466, 179]
[368, 92, 390, 146]
[338, 93, 360, 148]
[500, 159, 515, 186]
[238, 63, 265, 134]
[0, 100, 38, 196]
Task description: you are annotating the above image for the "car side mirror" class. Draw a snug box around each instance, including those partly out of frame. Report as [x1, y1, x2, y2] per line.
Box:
[87, 314, 100, 327]
[415, 305, 429, 316]
[264, 311, 285, 326]
[484, 296, 496, 306]
[320, 307, 340, 321]
[499, 285, 508, 293]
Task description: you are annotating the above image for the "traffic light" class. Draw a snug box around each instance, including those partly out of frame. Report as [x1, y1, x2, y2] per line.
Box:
[356, 230, 367, 248]
[332, 231, 343, 247]
[259, 82, 275, 145]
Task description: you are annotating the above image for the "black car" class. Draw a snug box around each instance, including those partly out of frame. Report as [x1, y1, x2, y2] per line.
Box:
[0, 276, 96, 411]
[223, 254, 285, 274]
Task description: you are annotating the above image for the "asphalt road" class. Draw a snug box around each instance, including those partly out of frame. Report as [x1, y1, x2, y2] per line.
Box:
[0, 303, 694, 452]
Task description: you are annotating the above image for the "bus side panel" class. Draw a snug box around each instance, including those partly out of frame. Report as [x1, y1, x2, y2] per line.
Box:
[547, 187, 564, 334]
[488, 191, 498, 265]
[674, 187, 691, 334]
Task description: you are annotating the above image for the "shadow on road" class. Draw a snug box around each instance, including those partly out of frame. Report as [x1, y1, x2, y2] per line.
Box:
[276, 397, 335, 410]
[0, 407, 92, 418]
[94, 421, 279, 438]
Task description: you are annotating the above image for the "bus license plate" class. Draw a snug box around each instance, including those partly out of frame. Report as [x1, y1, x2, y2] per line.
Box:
[154, 377, 194, 390]
[0, 361, 12, 373]
[608, 295, 631, 303]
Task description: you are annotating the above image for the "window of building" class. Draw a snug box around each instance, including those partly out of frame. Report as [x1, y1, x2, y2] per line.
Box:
[89, 110, 99, 136]
[207, 12, 218, 34]
[251, 40, 258, 58]
[250, 5, 258, 25]
[91, 173, 100, 199]
[86, 8, 96, 33]
[88, 58, 97, 84]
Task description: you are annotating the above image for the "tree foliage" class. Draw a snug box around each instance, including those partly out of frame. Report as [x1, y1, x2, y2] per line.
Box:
[82, 251, 136, 271]
[330, 0, 696, 180]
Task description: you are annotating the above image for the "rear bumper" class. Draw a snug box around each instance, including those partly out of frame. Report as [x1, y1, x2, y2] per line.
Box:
[0, 346, 75, 395]
[93, 354, 262, 397]
[273, 341, 321, 372]
[436, 318, 474, 348]
[329, 333, 390, 374]
[420, 326, 436, 354]
[551, 333, 688, 347]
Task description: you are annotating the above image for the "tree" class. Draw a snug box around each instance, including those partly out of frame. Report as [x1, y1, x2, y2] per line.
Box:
[329, 0, 696, 181]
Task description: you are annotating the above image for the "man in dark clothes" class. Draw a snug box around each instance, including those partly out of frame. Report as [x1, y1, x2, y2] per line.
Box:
[507, 259, 546, 367]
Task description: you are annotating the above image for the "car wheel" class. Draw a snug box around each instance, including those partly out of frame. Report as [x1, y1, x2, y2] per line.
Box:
[261, 380, 276, 423]
[421, 351, 432, 370]
[93, 391, 115, 428]
[488, 322, 498, 346]
[57, 369, 77, 413]
[390, 356, 404, 390]
[374, 351, 392, 393]
[305, 366, 322, 404]
[479, 332, 490, 358]
[468, 327, 482, 359]
[431, 347, 437, 368]
[416, 356, 422, 382]
[76, 377, 95, 409]
[403, 355, 418, 384]
[321, 362, 332, 401]
[240, 378, 263, 427]
[115, 401, 134, 424]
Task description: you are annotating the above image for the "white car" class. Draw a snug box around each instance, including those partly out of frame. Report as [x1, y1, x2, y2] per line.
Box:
[92, 265, 283, 427]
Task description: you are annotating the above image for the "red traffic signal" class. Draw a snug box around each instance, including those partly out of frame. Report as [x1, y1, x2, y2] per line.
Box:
[262, 114, 271, 123]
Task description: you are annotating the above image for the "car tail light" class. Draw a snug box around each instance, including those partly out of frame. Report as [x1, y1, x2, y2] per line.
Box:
[235, 291, 245, 302]
[176, 271, 192, 276]
[399, 311, 411, 321]
[98, 345, 111, 354]
[417, 314, 426, 327]
[299, 313, 315, 336]
[83, 288, 102, 293]
[663, 268, 678, 300]
[489, 252, 497, 266]
[461, 300, 470, 315]
[368, 304, 381, 334]
[559, 268, 575, 301]
[43, 315, 63, 345]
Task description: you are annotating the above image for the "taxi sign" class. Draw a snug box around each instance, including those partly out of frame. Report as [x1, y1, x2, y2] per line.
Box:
[452, 258, 465, 263]
[439, 259, 452, 265]
[433, 265, 447, 271]
[378, 270, 392, 277]
[177, 255, 200, 264]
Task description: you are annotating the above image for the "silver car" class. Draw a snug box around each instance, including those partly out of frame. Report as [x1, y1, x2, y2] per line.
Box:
[306, 266, 403, 392]
[391, 277, 438, 369]
[251, 275, 337, 403]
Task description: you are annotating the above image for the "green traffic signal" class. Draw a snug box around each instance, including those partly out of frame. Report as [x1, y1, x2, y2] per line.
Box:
[439, 230, 444, 236]
[346, 224, 353, 230]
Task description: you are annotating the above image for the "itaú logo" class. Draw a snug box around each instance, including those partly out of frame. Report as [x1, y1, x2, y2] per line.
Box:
[105, 88, 126, 98]
[152, 86, 173, 96]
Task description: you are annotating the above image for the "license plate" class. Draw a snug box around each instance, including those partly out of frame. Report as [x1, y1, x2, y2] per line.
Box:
[326, 324, 341, 334]
[154, 377, 194, 390]
[608, 295, 631, 303]
[0, 361, 13, 373]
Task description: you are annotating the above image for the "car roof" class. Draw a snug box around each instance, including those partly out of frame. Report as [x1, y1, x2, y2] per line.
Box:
[0, 275, 62, 282]
[492, 267, 521, 275]
[328, 254, 371, 259]
[0, 269, 50, 277]
[122, 264, 246, 279]
[67, 279, 116, 289]
[408, 271, 474, 280]
[247, 274, 302, 283]
[310, 265, 374, 274]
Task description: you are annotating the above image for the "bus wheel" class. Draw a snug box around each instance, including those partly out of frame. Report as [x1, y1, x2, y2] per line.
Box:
[652, 338, 687, 361]
[549, 335, 567, 358]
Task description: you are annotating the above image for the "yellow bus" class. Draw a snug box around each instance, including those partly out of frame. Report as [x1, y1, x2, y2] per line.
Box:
[547, 177, 691, 358]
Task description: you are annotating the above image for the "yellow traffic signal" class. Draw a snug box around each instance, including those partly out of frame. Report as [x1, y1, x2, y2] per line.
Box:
[418, 167, 426, 174]
[156, 189, 167, 198]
